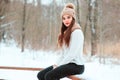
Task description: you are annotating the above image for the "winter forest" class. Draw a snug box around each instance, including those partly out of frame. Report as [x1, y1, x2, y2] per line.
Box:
[0, 0, 120, 80]
[1, 0, 120, 59]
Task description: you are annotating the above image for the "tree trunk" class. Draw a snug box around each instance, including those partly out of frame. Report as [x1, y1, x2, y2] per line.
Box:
[76, 0, 80, 24]
[0, 0, 9, 42]
[89, 0, 98, 56]
[21, 0, 27, 52]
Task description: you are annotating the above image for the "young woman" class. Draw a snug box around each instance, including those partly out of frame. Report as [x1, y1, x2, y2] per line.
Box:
[37, 3, 85, 80]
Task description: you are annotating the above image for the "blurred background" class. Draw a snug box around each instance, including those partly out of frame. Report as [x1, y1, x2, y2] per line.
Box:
[0, 0, 120, 61]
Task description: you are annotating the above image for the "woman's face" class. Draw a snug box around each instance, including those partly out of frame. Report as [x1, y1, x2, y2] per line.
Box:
[62, 15, 73, 27]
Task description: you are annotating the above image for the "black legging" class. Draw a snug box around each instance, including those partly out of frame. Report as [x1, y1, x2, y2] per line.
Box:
[37, 63, 84, 80]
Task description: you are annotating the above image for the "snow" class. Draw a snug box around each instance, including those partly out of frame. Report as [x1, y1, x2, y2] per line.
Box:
[0, 42, 120, 80]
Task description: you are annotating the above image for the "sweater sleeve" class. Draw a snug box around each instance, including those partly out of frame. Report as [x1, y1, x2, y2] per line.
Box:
[57, 29, 84, 66]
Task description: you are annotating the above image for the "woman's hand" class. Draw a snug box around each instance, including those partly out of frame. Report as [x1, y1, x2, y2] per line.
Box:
[53, 64, 57, 69]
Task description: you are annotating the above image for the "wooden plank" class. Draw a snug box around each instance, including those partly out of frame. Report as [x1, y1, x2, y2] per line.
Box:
[0, 66, 43, 71]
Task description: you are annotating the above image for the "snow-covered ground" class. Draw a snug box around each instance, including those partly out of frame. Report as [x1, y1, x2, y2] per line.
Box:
[0, 42, 120, 80]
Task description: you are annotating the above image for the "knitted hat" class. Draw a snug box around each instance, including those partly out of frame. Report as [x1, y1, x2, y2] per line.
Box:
[61, 3, 76, 20]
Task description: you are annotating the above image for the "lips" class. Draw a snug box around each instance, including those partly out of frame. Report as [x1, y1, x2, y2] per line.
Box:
[65, 23, 69, 25]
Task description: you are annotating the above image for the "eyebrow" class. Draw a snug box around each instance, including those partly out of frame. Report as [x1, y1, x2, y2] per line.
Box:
[63, 15, 71, 18]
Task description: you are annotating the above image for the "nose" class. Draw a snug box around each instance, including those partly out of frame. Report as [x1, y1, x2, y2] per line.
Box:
[65, 19, 69, 23]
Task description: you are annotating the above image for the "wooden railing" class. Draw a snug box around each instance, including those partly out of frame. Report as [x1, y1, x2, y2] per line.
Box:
[0, 66, 43, 71]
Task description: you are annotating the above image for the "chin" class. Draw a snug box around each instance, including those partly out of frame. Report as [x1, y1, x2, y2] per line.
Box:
[66, 25, 70, 27]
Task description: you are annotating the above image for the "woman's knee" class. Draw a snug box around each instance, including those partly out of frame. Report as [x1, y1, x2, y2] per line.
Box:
[79, 65, 85, 74]
[37, 71, 43, 80]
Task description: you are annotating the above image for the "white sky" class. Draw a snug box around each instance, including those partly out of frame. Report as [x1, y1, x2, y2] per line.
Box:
[0, 42, 120, 80]
[41, 0, 52, 5]
[27, 0, 63, 6]
[27, 0, 52, 5]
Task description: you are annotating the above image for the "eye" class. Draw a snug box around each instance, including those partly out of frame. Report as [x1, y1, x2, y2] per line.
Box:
[67, 16, 71, 19]
[62, 17, 65, 20]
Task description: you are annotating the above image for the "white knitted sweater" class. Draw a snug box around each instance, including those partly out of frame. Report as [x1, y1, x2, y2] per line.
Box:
[56, 29, 84, 66]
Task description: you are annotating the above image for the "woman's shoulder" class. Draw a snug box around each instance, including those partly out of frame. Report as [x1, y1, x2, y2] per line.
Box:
[72, 26, 83, 37]
[72, 29, 83, 36]
[71, 23, 82, 32]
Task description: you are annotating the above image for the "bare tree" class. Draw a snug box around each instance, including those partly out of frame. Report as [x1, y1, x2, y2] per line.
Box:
[76, 0, 80, 24]
[21, 0, 27, 52]
[0, 0, 9, 42]
[88, 0, 98, 56]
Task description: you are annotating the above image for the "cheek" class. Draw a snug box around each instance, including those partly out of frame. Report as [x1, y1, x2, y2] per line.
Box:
[62, 20, 66, 24]
[70, 18, 73, 22]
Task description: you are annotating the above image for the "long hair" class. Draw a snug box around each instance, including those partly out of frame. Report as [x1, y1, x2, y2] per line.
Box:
[58, 18, 75, 47]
